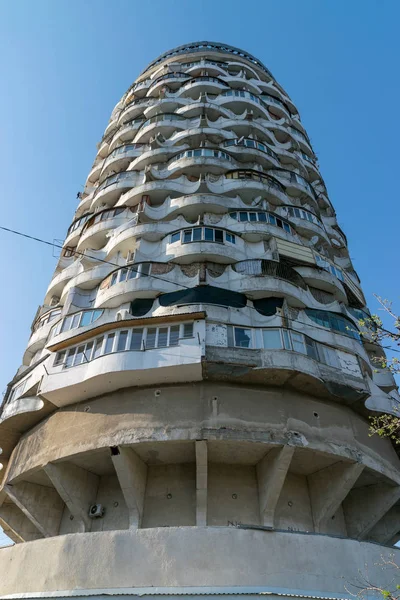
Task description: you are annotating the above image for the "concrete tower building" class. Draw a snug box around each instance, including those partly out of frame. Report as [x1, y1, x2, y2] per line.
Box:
[0, 42, 399, 598]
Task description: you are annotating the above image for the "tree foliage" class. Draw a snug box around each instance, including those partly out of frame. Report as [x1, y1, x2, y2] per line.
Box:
[358, 296, 400, 444]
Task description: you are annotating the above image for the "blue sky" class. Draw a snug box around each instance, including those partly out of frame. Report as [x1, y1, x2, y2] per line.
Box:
[0, 0, 399, 477]
[1, 0, 400, 397]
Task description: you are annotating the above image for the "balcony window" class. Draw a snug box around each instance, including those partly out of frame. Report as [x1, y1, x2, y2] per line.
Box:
[223, 138, 279, 162]
[83, 207, 125, 232]
[305, 309, 361, 341]
[230, 211, 291, 233]
[171, 227, 236, 245]
[67, 213, 92, 236]
[315, 254, 344, 282]
[262, 329, 282, 349]
[100, 264, 152, 291]
[50, 309, 103, 339]
[286, 206, 321, 226]
[8, 376, 31, 403]
[222, 325, 356, 372]
[34, 308, 62, 332]
[225, 170, 284, 191]
[53, 322, 194, 368]
[173, 148, 231, 161]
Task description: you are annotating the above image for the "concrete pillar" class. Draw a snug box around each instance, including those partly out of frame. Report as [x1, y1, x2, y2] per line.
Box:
[257, 445, 294, 528]
[343, 484, 400, 540]
[44, 462, 99, 532]
[367, 505, 400, 545]
[111, 446, 147, 529]
[308, 461, 364, 532]
[5, 481, 64, 538]
[195, 441, 207, 526]
[0, 502, 42, 543]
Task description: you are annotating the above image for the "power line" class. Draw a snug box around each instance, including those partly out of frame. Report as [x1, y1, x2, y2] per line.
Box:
[2, 224, 395, 351]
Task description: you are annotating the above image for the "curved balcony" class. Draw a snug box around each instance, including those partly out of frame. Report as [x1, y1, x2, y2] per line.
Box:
[77, 207, 133, 252]
[211, 169, 287, 204]
[118, 98, 154, 125]
[373, 368, 397, 392]
[294, 265, 347, 303]
[86, 159, 104, 185]
[95, 263, 194, 308]
[109, 118, 145, 152]
[117, 175, 201, 209]
[289, 126, 314, 153]
[129, 78, 151, 98]
[182, 59, 229, 77]
[260, 93, 291, 118]
[144, 96, 188, 119]
[226, 210, 294, 242]
[217, 89, 269, 118]
[143, 193, 249, 222]
[268, 169, 317, 203]
[165, 229, 243, 265]
[147, 72, 190, 96]
[221, 75, 261, 95]
[63, 213, 92, 249]
[176, 100, 233, 121]
[100, 144, 145, 180]
[133, 113, 195, 144]
[60, 264, 113, 304]
[177, 76, 229, 98]
[44, 262, 82, 305]
[75, 189, 95, 216]
[222, 138, 280, 168]
[215, 116, 279, 146]
[91, 171, 140, 210]
[164, 148, 234, 177]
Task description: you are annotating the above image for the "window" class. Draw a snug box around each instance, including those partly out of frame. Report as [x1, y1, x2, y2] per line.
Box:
[183, 323, 194, 338]
[104, 333, 115, 354]
[172, 228, 235, 245]
[291, 332, 306, 354]
[34, 308, 62, 331]
[233, 327, 252, 348]
[171, 232, 180, 243]
[169, 325, 180, 346]
[54, 323, 195, 368]
[305, 337, 319, 361]
[305, 309, 360, 341]
[130, 328, 143, 350]
[262, 329, 282, 349]
[315, 254, 344, 282]
[117, 331, 128, 352]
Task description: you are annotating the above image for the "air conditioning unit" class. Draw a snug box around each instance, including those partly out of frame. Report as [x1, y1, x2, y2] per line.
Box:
[88, 504, 105, 519]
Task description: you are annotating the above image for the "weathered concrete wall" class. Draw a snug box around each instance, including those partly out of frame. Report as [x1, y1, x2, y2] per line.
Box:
[6, 383, 400, 485]
[0, 527, 398, 597]
[207, 464, 260, 526]
[142, 464, 196, 528]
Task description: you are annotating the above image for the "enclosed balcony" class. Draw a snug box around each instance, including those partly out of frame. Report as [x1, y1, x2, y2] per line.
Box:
[100, 144, 145, 180]
[109, 118, 145, 152]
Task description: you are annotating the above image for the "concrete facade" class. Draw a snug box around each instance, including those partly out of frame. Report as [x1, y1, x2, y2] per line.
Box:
[0, 41, 399, 599]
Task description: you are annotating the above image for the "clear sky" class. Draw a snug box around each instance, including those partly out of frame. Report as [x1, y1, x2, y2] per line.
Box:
[0, 0, 399, 543]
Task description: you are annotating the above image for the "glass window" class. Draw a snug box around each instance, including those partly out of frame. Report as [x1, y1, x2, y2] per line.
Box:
[54, 351, 65, 367]
[117, 330, 128, 352]
[104, 333, 115, 354]
[80, 311, 92, 327]
[169, 325, 180, 346]
[258, 212, 267, 222]
[85, 342, 94, 360]
[65, 349, 75, 368]
[61, 315, 73, 333]
[226, 233, 235, 244]
[146, 328, 157, 349]
[119, 268, 128, 282]
[111, 272, 118, 286]
[183, 230, 192, 243]
[204, 228, 214, 241]
[193, 227, 202, 242]
[93, 336, 104, 359]
[291, 332, 306, 354]
[141, 263, 151, 277]
[282, 329, 292, 350]
[71, 313, 81, 329]
[262, 329, 282, 349]
[128, 267, 138, 279]
[283, 222, 291, 233]
[183, 323, 193, 338]
[305, 337, 319, 362]
[130, 328, 143, 350]
[239, 212, 248, 222]
[269, 214, 276, 225]
[320, 345, 340, 368]
[74, 345, 86, 365]
[158, 327, 168, 347]
[234, 327, 252, 348]
[171, 232, 180, 243]
[214, 229, 223, 243]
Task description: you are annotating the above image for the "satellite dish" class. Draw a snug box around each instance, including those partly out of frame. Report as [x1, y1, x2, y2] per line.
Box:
[310, 236, 319, 246]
